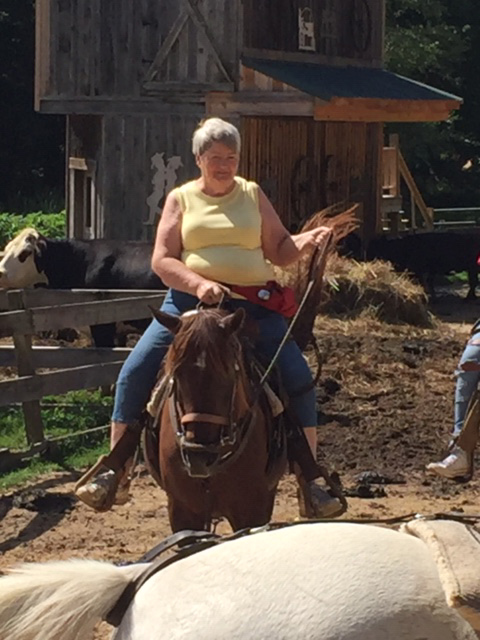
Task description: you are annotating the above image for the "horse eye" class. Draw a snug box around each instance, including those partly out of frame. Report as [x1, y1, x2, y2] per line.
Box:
[18, 249, 32, 263]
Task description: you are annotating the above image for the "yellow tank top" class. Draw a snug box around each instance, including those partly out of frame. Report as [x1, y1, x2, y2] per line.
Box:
[175, 176, 275, 286]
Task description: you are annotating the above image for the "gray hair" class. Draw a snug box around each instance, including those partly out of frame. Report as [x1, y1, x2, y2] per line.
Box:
[192, 118, 241, 156]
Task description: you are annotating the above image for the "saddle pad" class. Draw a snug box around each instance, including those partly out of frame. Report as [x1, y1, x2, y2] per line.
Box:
[146, 373, 284, 418]
[401, 518, 480, 633]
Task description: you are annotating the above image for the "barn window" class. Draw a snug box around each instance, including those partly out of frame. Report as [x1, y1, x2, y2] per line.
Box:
[68, 157, 98, 239]
[298, 8, 316, 51]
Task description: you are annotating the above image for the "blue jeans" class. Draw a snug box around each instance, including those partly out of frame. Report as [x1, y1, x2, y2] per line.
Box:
[453, 335, 480, 436]
[112, 289, 317, 428]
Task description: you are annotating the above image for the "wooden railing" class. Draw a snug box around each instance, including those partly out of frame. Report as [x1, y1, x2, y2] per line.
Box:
[0, 288, 166, 472]
[381, 135, 434, 233]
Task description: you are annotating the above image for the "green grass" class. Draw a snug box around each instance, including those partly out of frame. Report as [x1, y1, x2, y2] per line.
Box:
[0, 390, 112, 491]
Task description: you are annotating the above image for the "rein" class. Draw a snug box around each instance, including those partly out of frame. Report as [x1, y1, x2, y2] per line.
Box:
[165, 237, 331, 478]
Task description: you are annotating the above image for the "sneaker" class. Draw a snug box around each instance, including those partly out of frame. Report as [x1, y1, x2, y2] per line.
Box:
[75, 469, 119, 512]
[426, 446, 470, 479]
[297, 480, 344, 519]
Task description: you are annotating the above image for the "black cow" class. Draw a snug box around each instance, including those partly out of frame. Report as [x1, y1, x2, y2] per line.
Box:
[0, 228, 164, 346]
[367, 231, 480, 299]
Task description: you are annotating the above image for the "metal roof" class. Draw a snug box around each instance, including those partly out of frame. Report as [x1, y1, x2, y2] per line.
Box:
[242, 57, 462, 103]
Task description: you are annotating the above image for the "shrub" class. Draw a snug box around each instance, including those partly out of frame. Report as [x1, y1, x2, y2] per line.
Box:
[0, 211, 66, 247]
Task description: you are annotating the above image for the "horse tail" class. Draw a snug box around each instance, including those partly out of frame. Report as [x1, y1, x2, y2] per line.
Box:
[0, 559, 143, 640]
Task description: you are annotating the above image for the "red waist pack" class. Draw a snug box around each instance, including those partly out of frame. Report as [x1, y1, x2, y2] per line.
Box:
[228, 281, 299, 318]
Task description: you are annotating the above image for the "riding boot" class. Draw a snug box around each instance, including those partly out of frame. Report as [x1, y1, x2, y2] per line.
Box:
[74, 424, 142, 512]
[296, 472, 344, 519]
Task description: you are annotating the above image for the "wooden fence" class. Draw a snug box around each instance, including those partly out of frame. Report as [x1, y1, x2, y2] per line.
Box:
[0, 288, 166, 472]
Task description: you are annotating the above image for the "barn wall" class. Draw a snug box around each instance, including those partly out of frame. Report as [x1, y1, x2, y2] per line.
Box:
[39, 0, 239, 103]
[239, 117, 382, 237]
[243, 0, 383, 64]
[98, 113, 202, 241]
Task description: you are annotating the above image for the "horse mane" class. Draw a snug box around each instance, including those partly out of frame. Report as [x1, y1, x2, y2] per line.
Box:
[165, 309, 240, 378]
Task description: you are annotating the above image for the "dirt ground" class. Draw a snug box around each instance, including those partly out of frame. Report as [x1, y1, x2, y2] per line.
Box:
[2, 286, 480, 638]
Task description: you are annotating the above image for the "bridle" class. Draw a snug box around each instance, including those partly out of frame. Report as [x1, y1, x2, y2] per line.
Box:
[163, 238, 332, 478]
[166, 334, 257, 478]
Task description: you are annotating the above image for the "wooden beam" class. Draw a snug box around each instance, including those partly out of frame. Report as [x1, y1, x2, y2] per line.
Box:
[34, 0, 50, 111]
[206, 91, 315, 117]
[8, 291, 44, 444]
[314, 98, 461, 122]
[185, 0, 234, 84]
[37, 98, 205, 115]
[30, 294, 165, 333]
[0, 293, 165, 336]
[0, 361, 125, 406]
[0, 289, 166, 311]
[143, 81, 235, 95]
[143, 9, 190, 84]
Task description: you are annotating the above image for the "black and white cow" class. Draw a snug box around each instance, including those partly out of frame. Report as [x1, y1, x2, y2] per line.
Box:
[0, 228, 165, 346]
[367, 231, 480, 299]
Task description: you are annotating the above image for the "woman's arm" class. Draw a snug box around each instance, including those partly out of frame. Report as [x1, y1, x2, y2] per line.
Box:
[151, 191, 229, 303]
[259, 188, 332, 267]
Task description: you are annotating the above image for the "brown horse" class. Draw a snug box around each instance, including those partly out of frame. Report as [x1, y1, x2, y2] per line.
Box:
[143, 306, 288, 533]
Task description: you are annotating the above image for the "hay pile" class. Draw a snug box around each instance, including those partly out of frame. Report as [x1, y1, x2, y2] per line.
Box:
[322, 255, 433, 327]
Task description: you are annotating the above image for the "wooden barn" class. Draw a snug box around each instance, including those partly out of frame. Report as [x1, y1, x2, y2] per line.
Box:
[35, 0, 462, 243]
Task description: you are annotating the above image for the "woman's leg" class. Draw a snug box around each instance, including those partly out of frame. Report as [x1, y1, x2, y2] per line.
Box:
[76, 289, 198, 509]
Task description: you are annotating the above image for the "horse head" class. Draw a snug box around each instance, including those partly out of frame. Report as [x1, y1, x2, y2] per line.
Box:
[151, 306, 251, 477]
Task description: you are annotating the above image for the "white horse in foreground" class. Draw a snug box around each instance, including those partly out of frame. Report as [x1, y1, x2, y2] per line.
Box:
[0, 522, 476, 640]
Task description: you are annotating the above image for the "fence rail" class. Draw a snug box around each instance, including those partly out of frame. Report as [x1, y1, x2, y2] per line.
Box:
[0, 288, 166, 472]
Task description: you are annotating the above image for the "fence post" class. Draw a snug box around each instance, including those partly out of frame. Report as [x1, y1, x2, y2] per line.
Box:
[7, 290, 45, 444]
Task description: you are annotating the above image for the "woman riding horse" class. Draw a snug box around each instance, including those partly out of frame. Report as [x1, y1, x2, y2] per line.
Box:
[76, 117, 342, 518]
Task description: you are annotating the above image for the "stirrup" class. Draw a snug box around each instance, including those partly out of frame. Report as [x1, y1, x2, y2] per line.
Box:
[296, 480, 345, 519]
[74, 455, 121, 512]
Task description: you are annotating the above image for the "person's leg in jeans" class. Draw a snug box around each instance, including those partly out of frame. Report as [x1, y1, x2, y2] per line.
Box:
[232, 300, 342, 517]
[76, 289, 198, 509]
[427, 336, 480, 479]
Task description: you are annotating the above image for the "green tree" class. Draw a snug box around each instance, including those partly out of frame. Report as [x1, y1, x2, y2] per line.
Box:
[0, 1, 64, 212]
[385, 0, 480, 208]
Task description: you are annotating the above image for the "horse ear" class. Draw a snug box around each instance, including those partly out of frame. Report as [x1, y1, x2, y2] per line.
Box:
[219, 308, 245, 334]
[149, 306, 181, 334]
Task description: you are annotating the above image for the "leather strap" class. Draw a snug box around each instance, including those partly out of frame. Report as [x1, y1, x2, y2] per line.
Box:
[180, 413, 229, 426]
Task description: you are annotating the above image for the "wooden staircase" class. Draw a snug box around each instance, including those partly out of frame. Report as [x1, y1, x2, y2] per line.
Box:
[381, 134, 434, 234]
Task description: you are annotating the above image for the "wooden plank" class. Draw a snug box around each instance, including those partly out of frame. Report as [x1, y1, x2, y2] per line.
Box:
[185, 0, 233, 83]
[0, 310, 34, 337]
[314, 98, 461, 123]
[1, 288, 166, 310]
[0, 345, 132, 368]
[143, 81, 234, 94]
[143, 8, 189, 83]
[31, 294, 164, 332]
[34, 0, 51, 109]
[68, 157, 89, 170]
[0, 361, 125, 406]
[38, 98, 205, 115]
[0, 292, 165, 334]
[206, 91, 314, 117]
[8, 291, 44, 444]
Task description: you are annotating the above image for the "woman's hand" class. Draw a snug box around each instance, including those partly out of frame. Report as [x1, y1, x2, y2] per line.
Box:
[302, 226, 333, 250]
[196, 280, 231, 304]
